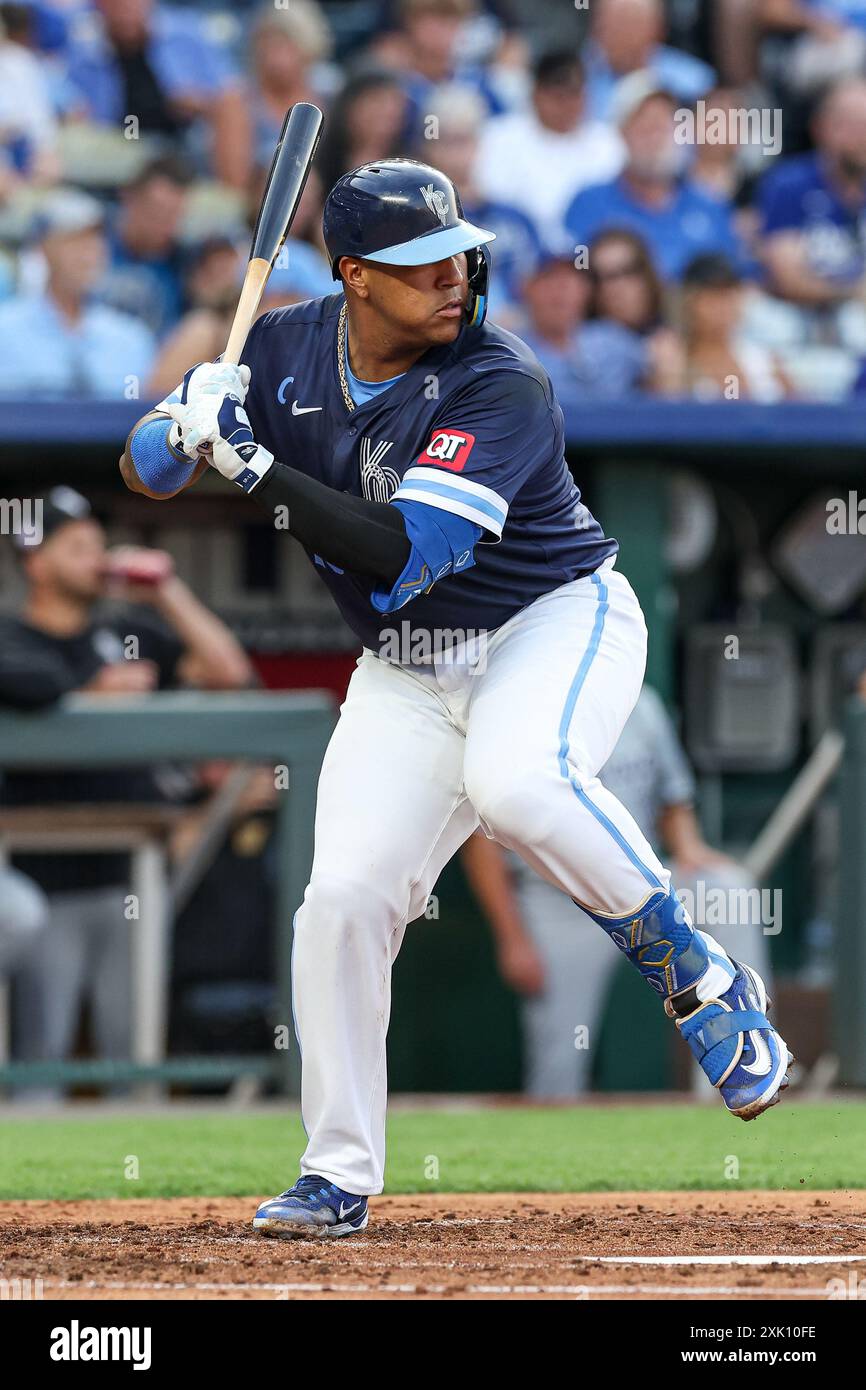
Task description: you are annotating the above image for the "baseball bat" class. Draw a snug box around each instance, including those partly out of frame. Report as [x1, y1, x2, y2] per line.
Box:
[120, 103, 323, 500]
[223, 101, 324, 364]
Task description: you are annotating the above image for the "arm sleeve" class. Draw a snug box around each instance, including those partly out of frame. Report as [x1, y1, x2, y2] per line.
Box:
[390, 370, 555, 541]
[253, 460, 412, 580]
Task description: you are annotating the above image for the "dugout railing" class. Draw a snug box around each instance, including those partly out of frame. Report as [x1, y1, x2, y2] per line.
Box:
[0, 691, 336, 1094]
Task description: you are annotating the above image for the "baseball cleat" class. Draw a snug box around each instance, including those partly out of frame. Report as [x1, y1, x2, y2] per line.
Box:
[668, 962, 793, 1121]
[253, 1175, 368, 1238]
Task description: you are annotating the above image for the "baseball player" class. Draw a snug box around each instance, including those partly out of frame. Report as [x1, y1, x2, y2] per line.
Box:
[122, 159, 791, 1239]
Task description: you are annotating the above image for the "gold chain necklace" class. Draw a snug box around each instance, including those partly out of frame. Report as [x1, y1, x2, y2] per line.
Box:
[336, 301, 355, 413]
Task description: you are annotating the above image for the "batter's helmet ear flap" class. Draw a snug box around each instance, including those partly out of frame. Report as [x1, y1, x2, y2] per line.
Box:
[464, 242, 491, 327]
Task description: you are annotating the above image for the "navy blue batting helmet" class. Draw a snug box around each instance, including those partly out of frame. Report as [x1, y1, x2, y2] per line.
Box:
[323, 158, 495, 327]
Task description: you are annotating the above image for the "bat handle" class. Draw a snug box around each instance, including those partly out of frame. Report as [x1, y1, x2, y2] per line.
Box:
[223, 257, 272, 365]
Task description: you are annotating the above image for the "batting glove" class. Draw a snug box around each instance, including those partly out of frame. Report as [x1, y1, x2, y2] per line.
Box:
[165, 393, 274, 494]
[156, 361, 251, 460]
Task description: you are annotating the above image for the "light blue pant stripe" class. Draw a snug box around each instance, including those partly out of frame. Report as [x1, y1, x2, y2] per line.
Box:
[573, 782, 664, 890]
[557, 573, 609, 776]
[290, 913, 309, 1140]
[558, 571, 663, 893]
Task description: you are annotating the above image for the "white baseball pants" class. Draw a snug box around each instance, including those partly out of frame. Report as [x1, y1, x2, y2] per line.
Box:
[293, 560, 685, 1193]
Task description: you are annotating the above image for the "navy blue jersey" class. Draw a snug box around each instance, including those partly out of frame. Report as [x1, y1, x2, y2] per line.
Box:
[241, 293, 617, 651]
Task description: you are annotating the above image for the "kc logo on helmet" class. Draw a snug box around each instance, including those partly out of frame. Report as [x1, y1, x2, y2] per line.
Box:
[418, 428, 476, 471]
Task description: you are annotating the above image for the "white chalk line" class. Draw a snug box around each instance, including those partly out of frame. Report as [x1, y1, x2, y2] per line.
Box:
[600, 1254, 866, 1266]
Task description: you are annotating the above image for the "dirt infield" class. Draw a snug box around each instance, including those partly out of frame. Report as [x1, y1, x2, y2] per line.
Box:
[1, 1190, 865, 1300]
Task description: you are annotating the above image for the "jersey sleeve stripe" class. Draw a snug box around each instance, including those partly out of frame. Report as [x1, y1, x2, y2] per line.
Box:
[394, 482, 506, 538]
[400, 466, 506, 508]
[395, 470, 507, 535]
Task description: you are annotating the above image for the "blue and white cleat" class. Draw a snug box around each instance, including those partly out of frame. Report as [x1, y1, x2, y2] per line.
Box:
[669, 962, 793, 1121]
[253, 1175, 368, 1238]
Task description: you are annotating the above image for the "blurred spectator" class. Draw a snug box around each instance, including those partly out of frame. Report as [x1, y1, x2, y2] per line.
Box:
[247, 0, 333, 172]
[380, 0, 509, 140]
[0, 867, 46, 973]
[63, 0, 250, 188]
[760, 0, 866, 95]
[680, 252, 795, 400]
[99, 154, 191, 338]
[518, 253, 653, 411]
[0, 1, 69, 56]
[564, 72, 743, 280]
[316, 67, 408, 194]
[0, 188, 155, 398]
[587, 227, 685, 393]
[687, 84, 765, 263]
[587, 226, 666, 333]
[712, 0, 763, 87]
[759, 78, 866, 307]
[421, 84, 544, 324]
[0, 486, 254, 1073]
[583, 0, 716, 122]
[463, 684, 772, 1098]
[146, 234, 242, 399]
[753, 76, 866, 394]
[475, 49, 624, 248]
[687, 84, 763, 206]
[0, 4, 60, 187]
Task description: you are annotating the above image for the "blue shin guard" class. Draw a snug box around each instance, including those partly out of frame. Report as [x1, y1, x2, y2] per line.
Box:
[581, 888, 792, 1119]
[580, 887, 712, 1001]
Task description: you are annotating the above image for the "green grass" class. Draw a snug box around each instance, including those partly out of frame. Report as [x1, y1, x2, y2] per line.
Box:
[0, 1102, 864, 1201]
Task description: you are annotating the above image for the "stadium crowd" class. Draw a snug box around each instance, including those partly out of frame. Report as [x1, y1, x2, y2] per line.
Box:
[0, 0, 862, 402]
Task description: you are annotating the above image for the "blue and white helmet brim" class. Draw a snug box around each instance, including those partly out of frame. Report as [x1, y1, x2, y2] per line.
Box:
[362, 220, 496, 267]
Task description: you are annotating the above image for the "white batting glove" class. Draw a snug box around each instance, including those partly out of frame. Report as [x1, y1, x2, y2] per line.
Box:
[184, 361, 250, 406]
[156, 362, 251, 459]
[164, 394, 274, 494]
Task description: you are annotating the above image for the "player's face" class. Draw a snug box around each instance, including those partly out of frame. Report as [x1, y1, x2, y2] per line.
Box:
[359, 254, 469, 346]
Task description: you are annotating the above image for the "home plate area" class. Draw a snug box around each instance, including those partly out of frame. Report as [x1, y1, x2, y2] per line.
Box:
[2, 1190, 865, 1301]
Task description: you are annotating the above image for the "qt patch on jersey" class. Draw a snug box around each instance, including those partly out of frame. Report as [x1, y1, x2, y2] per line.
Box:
[418, 428, 476, 471]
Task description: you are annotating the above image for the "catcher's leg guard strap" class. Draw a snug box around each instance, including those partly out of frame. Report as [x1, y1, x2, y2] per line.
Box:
[580, 888, 710, 999]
